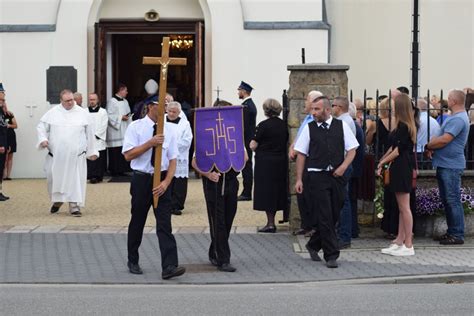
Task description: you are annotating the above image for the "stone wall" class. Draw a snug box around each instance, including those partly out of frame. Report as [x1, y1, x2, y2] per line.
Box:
[287, 64, 350, 231]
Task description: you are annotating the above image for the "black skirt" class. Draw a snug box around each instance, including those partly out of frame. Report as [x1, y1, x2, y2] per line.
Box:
[253, 153, 288, 212]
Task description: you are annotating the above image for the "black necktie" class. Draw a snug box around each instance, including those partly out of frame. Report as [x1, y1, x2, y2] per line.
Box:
[321, 122, 329, 130]
[151, 124, 157, 167]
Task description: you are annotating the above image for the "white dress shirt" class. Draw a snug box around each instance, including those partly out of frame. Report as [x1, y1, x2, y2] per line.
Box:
[122, 115, 178, 173]
[294, 116, 359, 172]
[416, 111, 441, 153]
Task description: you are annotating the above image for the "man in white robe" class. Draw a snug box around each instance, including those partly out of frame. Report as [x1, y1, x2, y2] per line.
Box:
[37, 89, 98, 217]
[166, 101, 193, 215]
[87, 93, 108, 183]
[106, 83, 131, 176]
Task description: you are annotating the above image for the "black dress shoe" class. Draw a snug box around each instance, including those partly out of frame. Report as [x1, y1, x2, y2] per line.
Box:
[89, 178, 98, 184]
[50, 203, 62, 214]
[162, 265, 186, 280]
[292, 228, 308, 236]
[258, 226, 276, 233]
[171, 209, 182, 216]
[237, 195, 251, 201]
[127, 262, 143, 274]
[0, 193, 9, 201]
[326, 259, 338, 268]
[217, 263, 236, 272]
[338, 240, 351, 249]
[305, 243, 322, 262]
[209, 257, 218, 266]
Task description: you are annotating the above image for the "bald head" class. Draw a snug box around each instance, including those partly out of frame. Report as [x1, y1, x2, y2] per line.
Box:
[417, 98, 428, 111]
[308, 90, 323, 102]
[304, 90, 323, 113]
[448, 89, 466, 106]
[391, 89, 402, 100]
[73, 92, 83, 106]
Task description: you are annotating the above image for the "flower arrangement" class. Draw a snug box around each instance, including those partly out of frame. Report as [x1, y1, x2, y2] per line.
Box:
[415, 187, 474, 217]
[374, 177, 385, 219]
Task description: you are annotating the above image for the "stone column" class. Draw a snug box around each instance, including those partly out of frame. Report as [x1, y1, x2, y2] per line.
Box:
[287, 63, 350, 231]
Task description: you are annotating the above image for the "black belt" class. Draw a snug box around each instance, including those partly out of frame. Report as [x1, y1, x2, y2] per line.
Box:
[133, 170, 167, 177]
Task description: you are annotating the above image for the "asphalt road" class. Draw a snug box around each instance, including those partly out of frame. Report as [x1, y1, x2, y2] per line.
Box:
[1, 283, 473, 315]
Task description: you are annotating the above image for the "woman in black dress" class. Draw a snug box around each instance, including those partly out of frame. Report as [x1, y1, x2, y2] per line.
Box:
[2, 102, 17, 180]
[377, 94, 417, 256]
[250, 98, 288, 233]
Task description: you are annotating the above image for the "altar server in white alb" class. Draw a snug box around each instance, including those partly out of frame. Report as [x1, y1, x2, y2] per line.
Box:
[37, 89, 98, 217]
[87, 93, 109, 183]
[166, 101, 193, 215]
[106, 83, 131, 176]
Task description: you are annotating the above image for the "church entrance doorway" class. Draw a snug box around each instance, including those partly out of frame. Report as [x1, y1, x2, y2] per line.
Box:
[95, 20, 204, 112]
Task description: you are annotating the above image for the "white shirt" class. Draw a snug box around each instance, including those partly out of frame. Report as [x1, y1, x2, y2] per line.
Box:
[122, 115, 178, 173]
[416, 111, 441, 153]
[294, 116, 359, 172]
[336, 112, 356, 136]
[166, 115, 193, 178]
[106, 95, 131, 147]
[88, 106, 109, 152]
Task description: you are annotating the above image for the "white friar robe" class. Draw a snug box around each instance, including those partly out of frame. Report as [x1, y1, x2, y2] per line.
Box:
[37, 104, 98, 206]
[106, 95, 131, 148]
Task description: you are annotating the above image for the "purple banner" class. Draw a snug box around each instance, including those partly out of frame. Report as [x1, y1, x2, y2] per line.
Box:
[194, 106, 245, 173]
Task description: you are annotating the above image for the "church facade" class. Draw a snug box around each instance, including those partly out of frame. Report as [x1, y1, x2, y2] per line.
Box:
[0, 0, 472, 178]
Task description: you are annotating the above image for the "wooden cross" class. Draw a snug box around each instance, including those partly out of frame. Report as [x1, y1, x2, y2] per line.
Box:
[143, 37, 187, 208]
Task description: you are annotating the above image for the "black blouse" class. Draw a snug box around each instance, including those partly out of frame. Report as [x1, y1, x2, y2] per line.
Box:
[252, 117, 288, 154]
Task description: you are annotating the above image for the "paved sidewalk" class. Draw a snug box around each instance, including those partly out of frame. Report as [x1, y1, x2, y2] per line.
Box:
[0, 178, 270, 228]
[1, 232, 473, 284]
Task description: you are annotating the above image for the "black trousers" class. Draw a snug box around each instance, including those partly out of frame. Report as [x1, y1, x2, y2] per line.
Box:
[87, 149, 106, 180]
[127, 171, 178, 270]
[241, 143, 253, 197]
[202, 174, 238, 265]
[307, 171, 346, 261]
[108, 146, 130, 175]
[0, 152, 5, 173]
[296, 169, 313, 229]
[170, 177, 188, 211]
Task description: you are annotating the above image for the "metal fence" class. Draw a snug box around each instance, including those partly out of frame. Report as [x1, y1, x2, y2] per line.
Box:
[349, 89, 474, 170]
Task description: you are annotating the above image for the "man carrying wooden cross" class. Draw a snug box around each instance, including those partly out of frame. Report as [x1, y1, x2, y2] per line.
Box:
[122, 97, 184, 279]
[121, 37, 186, 279]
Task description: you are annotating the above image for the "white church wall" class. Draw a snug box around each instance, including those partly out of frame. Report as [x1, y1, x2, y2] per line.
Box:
[98, 0, 204, 20]
[327, 0, 474, 99]
[0, 0, 60, 25]
[207, 0, 328, 124]
[0, 0, 94, 178]
[241, 0, 323, 22]
[2, 0, 329, 178]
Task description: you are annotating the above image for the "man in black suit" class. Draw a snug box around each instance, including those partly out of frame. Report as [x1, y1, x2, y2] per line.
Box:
[237, 81, 257, 201]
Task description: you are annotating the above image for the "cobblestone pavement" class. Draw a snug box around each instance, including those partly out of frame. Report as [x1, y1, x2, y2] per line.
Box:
[1, 233, 473, 284]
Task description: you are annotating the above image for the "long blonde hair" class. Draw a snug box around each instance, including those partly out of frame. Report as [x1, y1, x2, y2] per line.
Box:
[394, 94, 417, 143]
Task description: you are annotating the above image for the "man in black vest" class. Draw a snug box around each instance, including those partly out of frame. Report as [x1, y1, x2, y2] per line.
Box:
[294, 96, 359, 268]
[237, 81, 257, 201]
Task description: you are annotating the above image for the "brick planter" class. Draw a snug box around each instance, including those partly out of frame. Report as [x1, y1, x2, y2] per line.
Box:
[414, 213, 474, 237]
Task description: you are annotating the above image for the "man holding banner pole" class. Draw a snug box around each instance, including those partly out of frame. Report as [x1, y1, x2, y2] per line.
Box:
[193, 101, 247, 272]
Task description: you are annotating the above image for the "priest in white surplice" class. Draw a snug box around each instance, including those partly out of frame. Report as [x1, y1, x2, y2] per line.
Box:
[37, 89, 98, 217]
[106, 83, 131, 176]
[87, 93, 108, 183]
[166, 101, 193, 215]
